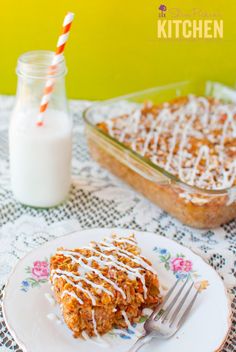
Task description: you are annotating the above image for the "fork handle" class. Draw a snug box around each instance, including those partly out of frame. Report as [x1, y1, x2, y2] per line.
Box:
[128, 334, 153, 352]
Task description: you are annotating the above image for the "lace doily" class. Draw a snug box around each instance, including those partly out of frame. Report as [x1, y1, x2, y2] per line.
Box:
[0, 95, 235, 351]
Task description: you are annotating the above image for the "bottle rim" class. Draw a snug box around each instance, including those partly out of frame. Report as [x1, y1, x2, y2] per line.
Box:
[16, 50, 67, 79]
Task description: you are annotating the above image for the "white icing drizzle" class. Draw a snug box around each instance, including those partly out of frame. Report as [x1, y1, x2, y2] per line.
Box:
[152, 108, 170, 152]
[198, 96, 209, 126]
[51, 236, 157, 342]
[219, 108, 235, 163]
[106, 95, 236, 190]
[114, 311, 142, 338]
[91, 309, 99, 337]
[121, 310, 135, 332]
[222, 161, 236, 188]
[80, 245, 148, 298]
[141, 117, 157, 156]
[132, 109, 142, 134]
[106, 119, 114, 137]
[81, 331, 90, 340]
[52, 270, 96, 304]
[189, 145, 210, 185]
[165, 111, 185, 171]
[55, 256, 114, 297]
[99, 241, 157, 275]
[61, 289, 84, 305]
[51, 236, 155, 311]
[105, 236, 137, 246]
[119, 110, 141, 143]
[177, 113, 197, 180]
[56, 251, 126, 299]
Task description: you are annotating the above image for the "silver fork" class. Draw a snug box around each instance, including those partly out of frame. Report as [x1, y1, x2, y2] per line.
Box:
[128, 278, 200, 352]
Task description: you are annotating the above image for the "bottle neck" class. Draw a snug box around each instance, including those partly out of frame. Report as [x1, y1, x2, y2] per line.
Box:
[14, 51, 68, 113]
[17, 50, 66, 79]
[15, 75, 68, 112]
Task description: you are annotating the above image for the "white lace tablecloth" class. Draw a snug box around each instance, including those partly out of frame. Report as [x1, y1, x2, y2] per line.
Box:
[0, 95, 235, 351]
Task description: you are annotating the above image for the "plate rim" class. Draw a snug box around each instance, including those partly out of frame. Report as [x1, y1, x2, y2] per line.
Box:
[2, 227, 233, 352]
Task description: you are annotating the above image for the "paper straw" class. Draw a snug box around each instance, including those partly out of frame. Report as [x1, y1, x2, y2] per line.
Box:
[37, 12, 75, 126]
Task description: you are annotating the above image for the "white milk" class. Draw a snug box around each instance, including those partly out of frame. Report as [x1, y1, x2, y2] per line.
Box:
[9, 108, 72, 207]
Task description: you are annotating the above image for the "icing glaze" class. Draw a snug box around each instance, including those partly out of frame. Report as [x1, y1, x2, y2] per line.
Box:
[103, 96, 236, 190]
[51, 235, 158, 339]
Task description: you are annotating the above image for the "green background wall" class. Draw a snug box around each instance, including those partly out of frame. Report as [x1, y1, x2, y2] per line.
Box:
[1, 0, 236, 100]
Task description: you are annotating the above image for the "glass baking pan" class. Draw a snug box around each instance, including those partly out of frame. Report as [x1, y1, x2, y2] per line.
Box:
[83, 81, 236, 228]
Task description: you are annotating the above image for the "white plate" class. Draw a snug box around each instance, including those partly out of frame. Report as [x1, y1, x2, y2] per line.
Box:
[2, 228, 231, 352]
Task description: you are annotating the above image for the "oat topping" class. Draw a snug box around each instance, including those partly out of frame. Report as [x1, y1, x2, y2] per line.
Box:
[50, 234, 161, 338]
[98, 95, 236, 190]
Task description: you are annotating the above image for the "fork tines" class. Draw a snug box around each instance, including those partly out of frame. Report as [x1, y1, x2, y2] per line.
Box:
[153, 277, 199, 329]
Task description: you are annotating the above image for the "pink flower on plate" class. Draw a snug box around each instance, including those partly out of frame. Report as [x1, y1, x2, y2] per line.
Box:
[183, 260, 193, 272]
[171, 257, 192, 273]
[31, 261, 49, 280]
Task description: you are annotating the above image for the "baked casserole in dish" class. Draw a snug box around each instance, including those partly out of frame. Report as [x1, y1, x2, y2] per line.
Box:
[83, 81, 236, 228]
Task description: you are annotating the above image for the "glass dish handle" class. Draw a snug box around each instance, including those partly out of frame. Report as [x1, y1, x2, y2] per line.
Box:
[96, 131, 170, 185]
[124, 153, 170, 185]
[89, 129, 170, 185]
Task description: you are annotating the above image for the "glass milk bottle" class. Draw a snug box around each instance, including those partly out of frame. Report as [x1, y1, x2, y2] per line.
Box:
[9, 51, 72, 207]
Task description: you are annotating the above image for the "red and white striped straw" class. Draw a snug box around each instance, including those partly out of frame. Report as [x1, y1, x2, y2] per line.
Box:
[37, 12, 75, 126]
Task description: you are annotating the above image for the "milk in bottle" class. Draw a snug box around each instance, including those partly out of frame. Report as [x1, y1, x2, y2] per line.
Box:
[9, 51, 72, 207]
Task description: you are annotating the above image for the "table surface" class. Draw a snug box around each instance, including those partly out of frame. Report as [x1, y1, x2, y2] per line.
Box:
[0, 95, 235, 351]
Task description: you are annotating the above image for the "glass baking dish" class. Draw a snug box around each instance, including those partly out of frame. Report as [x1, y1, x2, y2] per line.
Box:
[83, 81, 236, 229]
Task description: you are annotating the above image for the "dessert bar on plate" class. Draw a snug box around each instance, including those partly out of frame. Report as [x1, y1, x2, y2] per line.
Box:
[2, 228, 231, 352]
[84, 81, 236, 228]
[50, 234, 161, 337]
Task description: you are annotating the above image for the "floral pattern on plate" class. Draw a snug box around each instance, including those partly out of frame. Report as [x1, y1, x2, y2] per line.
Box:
[112, 247, 208, 340]
[153, 247, 199, 280]
[3, 228, 229, 352]
[19, 248, 209, 343]
[21, 259, 49, 292]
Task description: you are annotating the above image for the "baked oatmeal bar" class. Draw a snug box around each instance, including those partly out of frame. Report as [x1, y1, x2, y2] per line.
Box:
[89, 95, 236, 228]
[50, 234, 161, 338]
